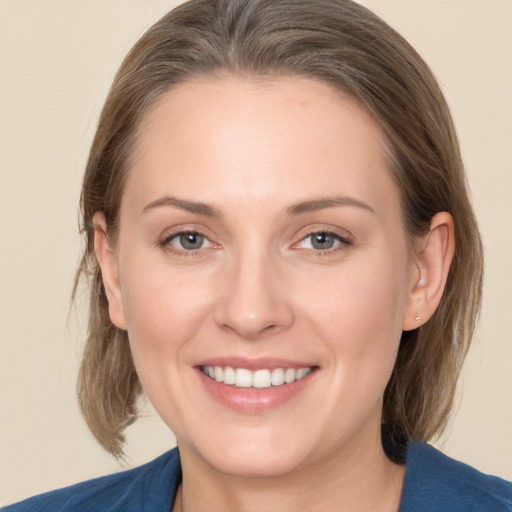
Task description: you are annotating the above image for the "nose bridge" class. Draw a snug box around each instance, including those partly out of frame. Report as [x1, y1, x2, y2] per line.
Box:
[215, 241, 294, 340]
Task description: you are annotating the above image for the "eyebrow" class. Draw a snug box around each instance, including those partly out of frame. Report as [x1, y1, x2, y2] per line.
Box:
[142, 195, 375, 218]
[142, 196, 223, 218]
[285, 196, 375, 216]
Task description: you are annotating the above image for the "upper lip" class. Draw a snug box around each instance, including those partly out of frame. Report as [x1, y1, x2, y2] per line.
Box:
[195, 357, 317, 371]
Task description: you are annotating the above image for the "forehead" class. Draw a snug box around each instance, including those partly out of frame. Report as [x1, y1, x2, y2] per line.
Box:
[124, 76, 399, 218]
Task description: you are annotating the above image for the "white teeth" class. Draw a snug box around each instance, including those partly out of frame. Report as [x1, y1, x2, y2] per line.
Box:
[253, 369, 272, 388]
[296, 367, 312, 380]
[223, 366, 235, 385]
[235, 368, 252, 387]
[271, 368, 285, 386]
[284, 368, 296, 383]
[202, 365, 313, 388]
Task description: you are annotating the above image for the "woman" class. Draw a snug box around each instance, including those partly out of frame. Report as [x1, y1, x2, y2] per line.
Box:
[5, 0, 511, 511]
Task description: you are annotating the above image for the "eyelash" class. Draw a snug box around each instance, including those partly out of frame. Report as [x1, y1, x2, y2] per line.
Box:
[295, 230, 353, 255]
[158, 229, 352, 257]
[159, 230, 214, 257]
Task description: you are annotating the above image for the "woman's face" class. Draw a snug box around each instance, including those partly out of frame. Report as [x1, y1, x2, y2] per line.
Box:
[104, 77, 418, 477]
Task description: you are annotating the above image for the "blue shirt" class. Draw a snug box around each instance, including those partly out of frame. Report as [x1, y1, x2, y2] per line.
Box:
[4, 443, 512, 511]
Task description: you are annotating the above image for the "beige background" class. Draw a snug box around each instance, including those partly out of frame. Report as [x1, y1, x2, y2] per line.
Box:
[1, 0, 511, 506]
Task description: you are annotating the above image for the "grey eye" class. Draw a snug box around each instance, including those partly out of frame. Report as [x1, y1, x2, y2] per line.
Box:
[177, 232, 205, 250]
[310, 232, 336, 250]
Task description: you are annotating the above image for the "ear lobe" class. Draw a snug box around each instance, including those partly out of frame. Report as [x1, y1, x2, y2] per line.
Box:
[403, 212, 455, 331]
[93, 213, 127, 330]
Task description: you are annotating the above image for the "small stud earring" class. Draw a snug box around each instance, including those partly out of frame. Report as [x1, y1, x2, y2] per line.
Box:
[415, 314, 421, 321]
[417, 279, 426, 288]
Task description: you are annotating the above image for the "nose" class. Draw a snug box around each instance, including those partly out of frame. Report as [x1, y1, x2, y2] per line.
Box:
[214, 249, 294, 341]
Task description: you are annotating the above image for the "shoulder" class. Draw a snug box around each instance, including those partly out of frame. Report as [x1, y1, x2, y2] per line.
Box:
[400, 441, 512, 512]
[2, 448, 181, 512]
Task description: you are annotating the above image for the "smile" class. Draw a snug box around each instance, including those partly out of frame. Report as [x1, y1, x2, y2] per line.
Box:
[201, 366, 313, 388]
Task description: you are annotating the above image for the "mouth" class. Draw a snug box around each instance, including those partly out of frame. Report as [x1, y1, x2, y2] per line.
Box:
[200, 365, 314, 389]
[196, 361, 318, 412]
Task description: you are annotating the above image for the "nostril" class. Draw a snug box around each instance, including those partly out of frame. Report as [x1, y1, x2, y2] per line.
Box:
[213, 270, 295, 340]
[217, 320, 283, 341]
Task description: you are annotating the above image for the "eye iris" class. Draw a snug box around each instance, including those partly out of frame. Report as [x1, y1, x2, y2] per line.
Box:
[311, 233, 335, 250]
[180, 233, 204, 250]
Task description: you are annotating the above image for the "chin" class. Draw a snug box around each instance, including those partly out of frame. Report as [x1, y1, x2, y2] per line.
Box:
[181, 428, 314, 479]
[206, 447, 308, 479]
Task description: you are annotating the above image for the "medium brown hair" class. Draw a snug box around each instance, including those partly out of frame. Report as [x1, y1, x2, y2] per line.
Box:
[75, 0, 483, 458]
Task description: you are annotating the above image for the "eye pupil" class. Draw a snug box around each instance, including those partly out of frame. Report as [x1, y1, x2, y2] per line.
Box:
[180, 233, 204, 250]
[311, 233, 335, 250]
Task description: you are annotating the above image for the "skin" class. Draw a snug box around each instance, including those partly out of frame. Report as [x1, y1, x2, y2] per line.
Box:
[94, 77, 454, 512]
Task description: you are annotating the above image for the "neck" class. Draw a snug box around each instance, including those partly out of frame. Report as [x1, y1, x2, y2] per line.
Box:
[173, 435, 405, 512]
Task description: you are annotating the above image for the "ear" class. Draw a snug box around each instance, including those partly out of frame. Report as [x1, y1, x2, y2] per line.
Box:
[402, 212, 455, 331]
[93, 212, 127, 330]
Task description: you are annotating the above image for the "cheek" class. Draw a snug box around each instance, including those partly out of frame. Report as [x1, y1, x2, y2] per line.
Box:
[299, 253, 409, 377]
[118, 259, 217, 369]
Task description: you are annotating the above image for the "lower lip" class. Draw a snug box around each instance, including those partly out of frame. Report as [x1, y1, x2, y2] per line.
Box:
[197, 369, 316, 413]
